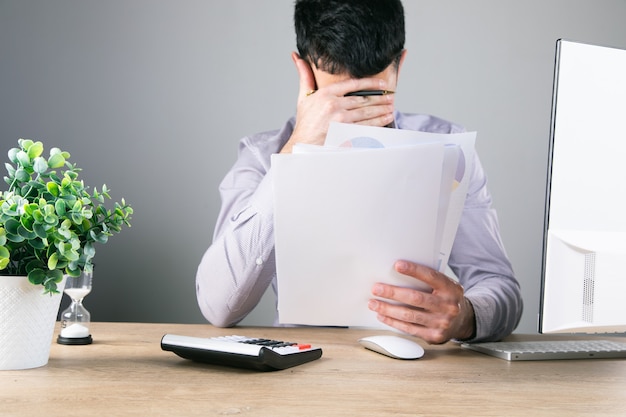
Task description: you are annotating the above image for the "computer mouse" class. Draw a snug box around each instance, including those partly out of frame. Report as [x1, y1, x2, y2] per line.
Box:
[358, 335, 425, 360]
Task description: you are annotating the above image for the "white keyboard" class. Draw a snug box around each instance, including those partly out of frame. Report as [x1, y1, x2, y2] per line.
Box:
[161, 334, 323, 371]
[461, 339, 626, 361]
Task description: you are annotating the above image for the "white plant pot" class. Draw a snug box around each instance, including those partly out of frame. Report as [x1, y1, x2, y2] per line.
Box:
[0, 275, 66, 370]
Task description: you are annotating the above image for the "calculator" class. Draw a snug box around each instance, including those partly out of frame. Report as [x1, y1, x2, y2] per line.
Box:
[160, 334, 323, 371]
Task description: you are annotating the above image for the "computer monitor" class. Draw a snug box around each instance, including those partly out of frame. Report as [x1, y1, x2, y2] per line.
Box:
[540, 39, 626, 334]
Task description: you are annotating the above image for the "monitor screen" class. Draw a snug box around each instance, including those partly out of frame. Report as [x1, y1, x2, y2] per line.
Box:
[540, 39, 626, 334]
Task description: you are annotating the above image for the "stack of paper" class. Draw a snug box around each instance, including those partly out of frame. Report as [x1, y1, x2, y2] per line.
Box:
[271, 122, 476, 328]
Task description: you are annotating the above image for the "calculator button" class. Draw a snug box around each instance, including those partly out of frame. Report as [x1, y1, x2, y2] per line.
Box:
[273, 346, 301, 355]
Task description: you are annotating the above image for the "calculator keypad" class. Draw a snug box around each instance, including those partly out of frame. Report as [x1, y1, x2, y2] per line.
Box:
[211, 335, 313, 355]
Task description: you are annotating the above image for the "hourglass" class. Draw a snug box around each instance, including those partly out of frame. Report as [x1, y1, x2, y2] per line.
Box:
[57, 271, 93, 345]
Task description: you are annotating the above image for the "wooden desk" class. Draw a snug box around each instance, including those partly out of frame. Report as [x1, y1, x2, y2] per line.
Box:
[1, 323, 625, 416]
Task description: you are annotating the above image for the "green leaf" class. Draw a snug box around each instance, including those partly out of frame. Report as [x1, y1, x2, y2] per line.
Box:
[96, 232, 109, 244]
[32, 209, 44, 223]
[18, 138, 33, 149]
[19, 215, 34, 231]
[2, 203, 18, 217]
[33, 156, 48, 174]
[17, 225, 36, 240]
[33, 222, 47, 238]
[49, 171, 61, 183]
[4, 218, 20, 235]
[7, 148, 19, 164]
[65, 249, 79, 261]
[70, 211, 83, 224]
[81, 207, 93, 219]
[51, 269, 64, 282]
[47, 181, 60, 197]
[29, 237, 46, 249]
[23, 202, 37, 216]
[48, 252, 58, 270]
[16, 150, 31, 167]
[58, 224, 71, 239]
[0, 246, 10, 269]
[27, 141, 44, 158]
[65, 265, 82, 277]
[43, 269, 64, 294]
[5, 163, 15, 177]
[54, 199, 66, 216]
[83, 241, 96, 257]
[6, 233, 24, 243]
[43, 282, 58, 295]
[15, 168, 30, 183]
[44, 213, 58, 225]
[28, 269, 46, 285]
[47, 153, 66, 169]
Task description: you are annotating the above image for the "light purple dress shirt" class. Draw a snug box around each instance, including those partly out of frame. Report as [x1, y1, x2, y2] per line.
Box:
[196, 111, 523, 342]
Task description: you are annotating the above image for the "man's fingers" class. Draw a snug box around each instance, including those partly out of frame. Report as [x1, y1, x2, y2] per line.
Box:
[291, 51, 316, 97]
[394, 260, 462, 292]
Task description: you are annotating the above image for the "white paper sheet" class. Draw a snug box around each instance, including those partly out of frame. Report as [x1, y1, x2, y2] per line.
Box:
[324, 123, 477, 270]
[272, 123, 476, 328]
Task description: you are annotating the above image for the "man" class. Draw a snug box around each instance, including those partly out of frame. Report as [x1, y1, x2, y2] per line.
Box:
[196, 0, 523, 343]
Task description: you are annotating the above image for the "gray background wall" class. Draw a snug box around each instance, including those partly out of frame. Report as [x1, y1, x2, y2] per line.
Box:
[1, 0, 625, 334]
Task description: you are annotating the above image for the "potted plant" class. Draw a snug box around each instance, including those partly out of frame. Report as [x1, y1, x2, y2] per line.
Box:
[0, 138, 132, 370]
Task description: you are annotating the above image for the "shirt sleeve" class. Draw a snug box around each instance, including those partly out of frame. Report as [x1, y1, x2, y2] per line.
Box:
[448, 153, 523, 342]
[195, 132, 280, 327]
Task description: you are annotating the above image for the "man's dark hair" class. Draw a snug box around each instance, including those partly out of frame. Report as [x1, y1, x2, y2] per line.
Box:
[294, 0, 405, 78]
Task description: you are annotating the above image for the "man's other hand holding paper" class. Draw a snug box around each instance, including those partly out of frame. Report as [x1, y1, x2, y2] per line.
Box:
[369, 260, 476, 343]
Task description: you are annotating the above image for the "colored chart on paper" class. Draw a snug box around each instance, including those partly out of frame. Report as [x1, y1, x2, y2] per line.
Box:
[339, 136, 385, 149]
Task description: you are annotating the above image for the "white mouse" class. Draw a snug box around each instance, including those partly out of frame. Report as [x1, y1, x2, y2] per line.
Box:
[358, 335, 425, 360]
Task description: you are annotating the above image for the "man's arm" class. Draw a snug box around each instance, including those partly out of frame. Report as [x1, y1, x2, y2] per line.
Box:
[448, 153, 523, 341]
[367, 153, 523, 343]
[195, 131, 283, 327]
